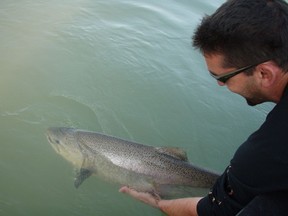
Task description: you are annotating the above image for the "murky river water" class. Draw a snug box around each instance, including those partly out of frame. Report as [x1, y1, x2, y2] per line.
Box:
[0, 0, 273, 215]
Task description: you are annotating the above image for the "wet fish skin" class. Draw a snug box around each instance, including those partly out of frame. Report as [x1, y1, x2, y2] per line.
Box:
[46, 127, 219, 195]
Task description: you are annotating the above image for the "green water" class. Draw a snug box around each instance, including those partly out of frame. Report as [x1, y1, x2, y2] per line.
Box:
[0, 0, 273, 215]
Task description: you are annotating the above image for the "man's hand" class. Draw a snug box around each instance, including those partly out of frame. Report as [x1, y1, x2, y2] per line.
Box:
[120, 186, 201, 216]
[119, 186, 161, 208]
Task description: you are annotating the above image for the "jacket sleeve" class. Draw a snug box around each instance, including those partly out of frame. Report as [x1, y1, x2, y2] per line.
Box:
[197, 166, 243, 216]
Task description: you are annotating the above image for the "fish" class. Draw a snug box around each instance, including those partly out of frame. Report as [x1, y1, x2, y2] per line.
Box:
[46, 127, 219, 197]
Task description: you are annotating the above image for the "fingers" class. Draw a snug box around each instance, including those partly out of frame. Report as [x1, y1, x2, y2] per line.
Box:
[119, 186, 130, 193]
[119, 186, 160, 209]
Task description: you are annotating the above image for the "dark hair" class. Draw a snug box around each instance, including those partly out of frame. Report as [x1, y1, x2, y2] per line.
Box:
[192, 0, 288, 73]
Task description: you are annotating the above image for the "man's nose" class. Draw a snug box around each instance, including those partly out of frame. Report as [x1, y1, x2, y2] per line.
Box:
[217, 80, 225, 86]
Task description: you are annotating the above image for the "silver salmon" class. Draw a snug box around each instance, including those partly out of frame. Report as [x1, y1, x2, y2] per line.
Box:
[46, 127, 219, 196]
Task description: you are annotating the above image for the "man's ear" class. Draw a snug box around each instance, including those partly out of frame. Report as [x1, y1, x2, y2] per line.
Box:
[256, 61, 279, 88]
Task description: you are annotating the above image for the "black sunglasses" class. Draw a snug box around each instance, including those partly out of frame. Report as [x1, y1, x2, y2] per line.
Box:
[209, 60, 270, 83]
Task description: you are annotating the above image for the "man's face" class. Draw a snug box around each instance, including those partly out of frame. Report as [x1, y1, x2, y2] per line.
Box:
[204, 53, 267, 106]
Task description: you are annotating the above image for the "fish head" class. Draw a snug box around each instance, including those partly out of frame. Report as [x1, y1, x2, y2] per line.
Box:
[46, 127, 83, 168]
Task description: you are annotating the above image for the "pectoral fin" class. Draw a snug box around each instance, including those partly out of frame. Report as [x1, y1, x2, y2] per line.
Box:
[74, 168, 92, 188]
[156, 147, 188, 162]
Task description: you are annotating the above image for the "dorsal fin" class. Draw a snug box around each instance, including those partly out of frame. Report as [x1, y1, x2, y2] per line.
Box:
[156, 147, 188, 162]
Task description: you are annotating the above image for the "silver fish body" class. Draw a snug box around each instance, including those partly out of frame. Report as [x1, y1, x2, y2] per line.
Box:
[46, 127, 219, 195]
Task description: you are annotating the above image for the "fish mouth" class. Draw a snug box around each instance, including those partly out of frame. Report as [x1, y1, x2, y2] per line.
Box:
[46, 127, 61, 145]
[47, 134, 60, 146]
[47, 135, 54, 144]
[46, 131, 61, 154]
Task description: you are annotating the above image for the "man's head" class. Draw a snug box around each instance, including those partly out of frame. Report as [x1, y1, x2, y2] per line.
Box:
[192, 0, 288, 105]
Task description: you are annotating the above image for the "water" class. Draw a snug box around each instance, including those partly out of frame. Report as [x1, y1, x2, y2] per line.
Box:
[0, 0, 274, 215]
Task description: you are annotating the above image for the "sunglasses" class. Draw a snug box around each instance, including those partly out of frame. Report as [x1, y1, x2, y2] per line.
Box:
[209, 60, 270, 83]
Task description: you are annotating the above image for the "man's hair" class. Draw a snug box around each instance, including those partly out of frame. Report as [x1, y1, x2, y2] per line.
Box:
[192, 0, 288, 73]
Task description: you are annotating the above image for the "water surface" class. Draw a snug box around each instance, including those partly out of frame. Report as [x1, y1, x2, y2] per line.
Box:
[0, 0, 273, 215]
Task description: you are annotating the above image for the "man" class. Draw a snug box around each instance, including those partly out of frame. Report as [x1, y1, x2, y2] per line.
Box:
[120, 0, 288, 215]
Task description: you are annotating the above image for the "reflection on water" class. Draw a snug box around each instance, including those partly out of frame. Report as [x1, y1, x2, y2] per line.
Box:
[0, 0, 273, 215]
